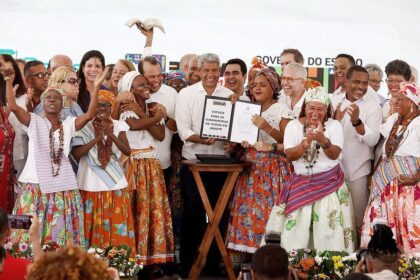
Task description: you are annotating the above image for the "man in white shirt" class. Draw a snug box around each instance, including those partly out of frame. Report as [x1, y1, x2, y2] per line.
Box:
[331, 66, 382, 238]
[278, 63, 307, 120]
[176, 53, 234, 276]
[333, 54, 383, 107]
[138, 56, 178, 193]
[223, 58, 249, 101]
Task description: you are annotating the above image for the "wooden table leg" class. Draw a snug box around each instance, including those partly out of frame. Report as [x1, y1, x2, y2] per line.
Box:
[189, 171, 240, 280]
[211, 171, 240, 280]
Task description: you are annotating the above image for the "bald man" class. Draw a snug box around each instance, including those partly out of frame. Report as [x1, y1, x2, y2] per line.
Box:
[48, 54, 73, 74]
[179, 53, 197, 73]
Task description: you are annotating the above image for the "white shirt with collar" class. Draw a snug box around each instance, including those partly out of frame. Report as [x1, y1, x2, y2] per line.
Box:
[332, 85, 346, 96]
[331, 92, 382, 181]
[278, 91, 306, 120]
[148, 84, 177, 169]
[333, 85, 383, 106]
[175, 82, 233, 160]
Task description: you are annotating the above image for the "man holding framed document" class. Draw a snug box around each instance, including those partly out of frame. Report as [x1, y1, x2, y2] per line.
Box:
[175, 53, 234, 276]
[200, 96, 262, 144]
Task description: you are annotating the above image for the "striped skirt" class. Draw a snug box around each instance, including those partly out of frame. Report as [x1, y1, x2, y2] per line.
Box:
[361, 156, 420, 255]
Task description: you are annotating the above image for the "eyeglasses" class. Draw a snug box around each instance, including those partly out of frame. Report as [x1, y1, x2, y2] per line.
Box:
[369, 79, 383, 84]
[386, 79, 404, 84]
[281, 76, 304, 82]
[61, 78, 81, 85]
[30, 72, 50, 79]
[97, 102, 112, 108]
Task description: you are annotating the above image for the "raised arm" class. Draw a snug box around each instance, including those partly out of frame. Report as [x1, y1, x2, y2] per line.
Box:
[5, 77, 31, 126]
[136, 23, 154, 51]
[75, 72, 106, 131]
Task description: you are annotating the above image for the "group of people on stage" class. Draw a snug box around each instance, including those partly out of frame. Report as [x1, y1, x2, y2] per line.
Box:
[0, 29, 419, 279]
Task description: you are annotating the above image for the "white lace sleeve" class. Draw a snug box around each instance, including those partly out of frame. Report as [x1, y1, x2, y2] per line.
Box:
[120, 111, 139, 121]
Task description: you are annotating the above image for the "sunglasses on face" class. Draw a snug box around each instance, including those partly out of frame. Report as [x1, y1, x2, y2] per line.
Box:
[30, 72, 50, 79]
[61, 78, 81, 85]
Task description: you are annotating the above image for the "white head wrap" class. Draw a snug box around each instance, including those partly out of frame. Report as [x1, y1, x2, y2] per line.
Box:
[305, 86, 330, 106]
[117, 71, 141, 94]
[400, 82, 420, 106]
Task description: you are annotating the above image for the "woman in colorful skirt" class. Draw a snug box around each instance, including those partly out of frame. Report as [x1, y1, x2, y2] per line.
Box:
[226, 68, 291, 254]
[361, 82, 419, 256]
[5, 71, 103, 247]
[118, 71, 174, 265]
[72, 88, 136, 252]
[265, 87, 355, 253]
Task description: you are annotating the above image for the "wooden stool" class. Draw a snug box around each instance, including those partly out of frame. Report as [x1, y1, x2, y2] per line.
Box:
[182, 160, 251, 280]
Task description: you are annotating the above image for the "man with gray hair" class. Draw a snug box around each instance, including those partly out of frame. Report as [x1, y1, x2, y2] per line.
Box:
[186, 55, 201, 85]
[176, 53, 234, 276]
[278, 63, 307, 120]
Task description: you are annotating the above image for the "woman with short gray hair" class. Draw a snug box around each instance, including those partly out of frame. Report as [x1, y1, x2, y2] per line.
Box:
[365, 64, 384, 92]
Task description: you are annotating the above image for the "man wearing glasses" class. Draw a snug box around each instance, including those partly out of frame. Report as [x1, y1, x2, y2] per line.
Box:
[279, 48, 321, 90]
[278, 63, 307, 120]
[23, 60, 49, 110]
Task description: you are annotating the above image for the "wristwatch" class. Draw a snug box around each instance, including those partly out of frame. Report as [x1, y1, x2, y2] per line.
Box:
[352, 119, 362, 127]
[272, 143, 277, 152]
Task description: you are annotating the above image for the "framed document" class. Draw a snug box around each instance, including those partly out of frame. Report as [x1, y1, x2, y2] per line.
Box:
[200, 96, 262, 144]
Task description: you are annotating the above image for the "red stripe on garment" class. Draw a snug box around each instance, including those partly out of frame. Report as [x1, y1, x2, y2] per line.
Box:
[278, 164, 344, 215]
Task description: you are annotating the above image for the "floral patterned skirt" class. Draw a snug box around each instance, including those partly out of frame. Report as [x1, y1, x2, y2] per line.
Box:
[265, 181, 355, 254]
[226, 149, 291, 253]
[12, 183, 85, 248]
[126, 157, 174, 265]
[361, 179, 420, 256]
[81, 188, 136, 255]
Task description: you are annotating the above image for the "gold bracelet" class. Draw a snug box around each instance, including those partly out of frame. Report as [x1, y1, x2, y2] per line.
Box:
[266, 126, 274, 134]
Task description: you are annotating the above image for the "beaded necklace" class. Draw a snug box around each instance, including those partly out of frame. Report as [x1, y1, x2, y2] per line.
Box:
[49, 121, 64, 177]
[93, 119, 113, 169]
[302, 120, 322, 173]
